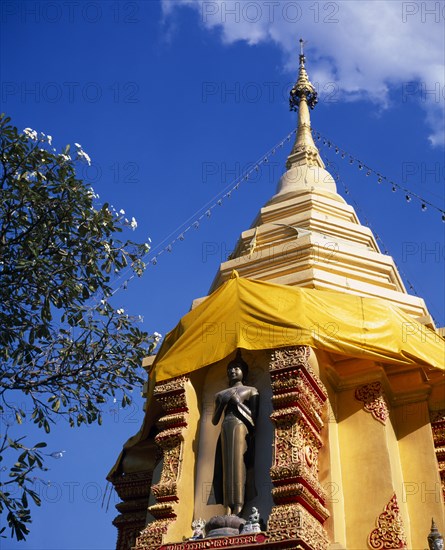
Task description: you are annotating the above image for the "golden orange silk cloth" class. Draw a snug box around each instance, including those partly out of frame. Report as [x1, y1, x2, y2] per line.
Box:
[151, 273, 444, 383]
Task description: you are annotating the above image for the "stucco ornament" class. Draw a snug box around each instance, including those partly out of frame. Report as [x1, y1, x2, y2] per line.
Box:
[368, 493, 407, 549]
[355, 381, 389, 425]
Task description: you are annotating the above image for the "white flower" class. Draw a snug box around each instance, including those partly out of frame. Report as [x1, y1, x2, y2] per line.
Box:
[23, 128, 38, 141]
[74, 142, 82, 148]
[119, 209, 125, 215]
[76, 149, 91, 166]
[130, 217, 137, 230]
[153, 332, 162, 342]
[116, 308, 125, 315]
[59, 154, 71, 163]
[47, 135, 52, 145]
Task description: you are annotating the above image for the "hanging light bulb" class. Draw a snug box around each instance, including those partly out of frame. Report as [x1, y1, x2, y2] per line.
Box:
[392, 185, 397, 192]
[217, 199, 222, 206]
[421, 204, 427, 211]
[206, 210, 211, 217]
[227, 191, 232, 199]
[366, 170, 371, 176]
[349, 157, 354, 164]
[405, 195, 411, 202]
[335, 147, 339, 154]
[341, 153, 346, 159]
[442, 213, 445, 222]
[377, 177, 382, 183]
[358, 164, 363, 170]
[151, 257, 158, 265]
[166, 245, 172, 252]
[178, 233, 184, 241]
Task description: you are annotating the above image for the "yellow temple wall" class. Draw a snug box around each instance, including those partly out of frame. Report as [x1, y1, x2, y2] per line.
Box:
[143, 349, 443, 548]
[312, 351, 445, 548]
[312, 350, 347, 547]
[395, 400, 445, 547]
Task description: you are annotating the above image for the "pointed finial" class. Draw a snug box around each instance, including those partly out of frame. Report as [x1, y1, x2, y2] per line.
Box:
[428, 518, 444, 550]
[299, 38, 305, 65]
[285, 39, 324, 171]
[289, 39, 318, 112]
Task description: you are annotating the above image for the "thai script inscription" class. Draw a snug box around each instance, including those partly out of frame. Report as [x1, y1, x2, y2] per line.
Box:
[162, 533, 265, 550]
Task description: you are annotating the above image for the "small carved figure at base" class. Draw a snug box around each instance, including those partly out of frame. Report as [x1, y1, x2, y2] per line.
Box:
[428, 519, 444, 550]
[189, 518, 206, 540]
[205, 514, 246, 538]
[241, 507, 262, 534]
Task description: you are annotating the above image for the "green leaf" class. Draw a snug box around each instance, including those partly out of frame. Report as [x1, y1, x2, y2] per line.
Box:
[0, 113, 151, 540]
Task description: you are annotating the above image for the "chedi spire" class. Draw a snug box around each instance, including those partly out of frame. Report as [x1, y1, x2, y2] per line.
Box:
[270, 39, 336, 204]
[287, 39, 324, 170]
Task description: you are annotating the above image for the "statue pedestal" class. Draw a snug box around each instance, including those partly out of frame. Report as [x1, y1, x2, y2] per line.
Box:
[205, 515, 246, 538]
[241, 523, 261, 534]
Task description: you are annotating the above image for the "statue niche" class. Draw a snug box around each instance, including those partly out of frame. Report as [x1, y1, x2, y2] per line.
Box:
[210, 350, 259, 517]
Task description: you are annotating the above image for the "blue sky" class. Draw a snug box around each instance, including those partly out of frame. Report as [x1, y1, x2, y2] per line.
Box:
[1, 1, 444, 548]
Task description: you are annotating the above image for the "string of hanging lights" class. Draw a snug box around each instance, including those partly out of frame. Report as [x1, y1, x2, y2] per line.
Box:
[146, 129, 297, 265]
[102, 126, 444, 308]
[312, 128, 445, 221]
[323, 153, 443, 326]
[103, 128, 298, 301]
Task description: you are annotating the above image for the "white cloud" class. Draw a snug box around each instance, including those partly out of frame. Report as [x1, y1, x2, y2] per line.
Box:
[162, 0, 445, 146]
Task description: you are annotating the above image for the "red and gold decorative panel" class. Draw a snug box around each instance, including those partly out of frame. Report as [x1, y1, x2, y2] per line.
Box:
[368, 493, 407, 549]
[267, 346, 330, 549]
[355, 381, 389, 425]
[134, 376, 189, 550]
